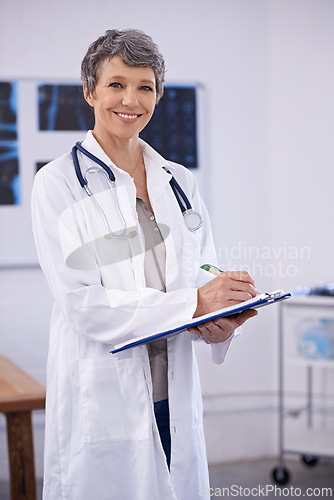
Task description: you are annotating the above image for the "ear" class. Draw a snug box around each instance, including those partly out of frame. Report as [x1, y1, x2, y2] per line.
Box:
[83, 83, 94, 107]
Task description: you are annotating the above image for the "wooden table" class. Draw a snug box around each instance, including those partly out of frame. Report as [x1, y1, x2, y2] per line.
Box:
[0, 355, 46, 500]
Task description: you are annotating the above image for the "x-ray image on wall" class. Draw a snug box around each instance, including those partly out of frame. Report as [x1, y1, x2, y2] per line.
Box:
[0, 80, 202, 264]
[140, 86, 198, 168]
[0, 82, 20, 205]
[38, 84, 94, 131]
[38, 83, 198, 169]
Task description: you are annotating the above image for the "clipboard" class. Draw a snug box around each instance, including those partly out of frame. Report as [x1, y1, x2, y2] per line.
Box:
[110, 290, 291, 354]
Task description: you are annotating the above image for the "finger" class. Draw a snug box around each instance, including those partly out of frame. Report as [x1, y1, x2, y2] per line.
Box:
[190, 307, 258, 345]
[223, 271, 255, 286]
[226, 289, 256, 301]
[189, 324, 213, 343]
[216, 274, 257, 298]
[231, 309, 258, 327]
[196, 323, 214, 335]
[201, 321, 222, 334]
[229, 282, 257, 297]
[211, 310, 257, 333]
[217, 289, 255, 303]
[188, 324, 213, 335]
[188, 326, 199, 335]
[195, 322, 229, 344]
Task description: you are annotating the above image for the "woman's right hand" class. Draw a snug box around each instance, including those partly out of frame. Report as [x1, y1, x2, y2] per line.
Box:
[193, 271, 257, 318]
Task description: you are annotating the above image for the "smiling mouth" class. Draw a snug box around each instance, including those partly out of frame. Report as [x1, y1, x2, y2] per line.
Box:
[114, 112, 142, 120]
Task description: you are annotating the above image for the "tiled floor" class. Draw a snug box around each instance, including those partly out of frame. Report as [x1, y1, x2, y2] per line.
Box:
[0, 457, 332, 499]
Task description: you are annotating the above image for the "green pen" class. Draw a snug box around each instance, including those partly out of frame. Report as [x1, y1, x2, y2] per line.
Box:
[200, 264, 223, 276]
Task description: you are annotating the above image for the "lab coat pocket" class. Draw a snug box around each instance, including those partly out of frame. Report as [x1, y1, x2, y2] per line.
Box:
[80, 357, 150, 443]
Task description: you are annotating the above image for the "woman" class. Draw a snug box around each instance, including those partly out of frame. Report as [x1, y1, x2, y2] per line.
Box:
[32, 29, 257, 500]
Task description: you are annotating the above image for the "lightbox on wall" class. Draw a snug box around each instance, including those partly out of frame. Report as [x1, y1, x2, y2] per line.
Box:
[0, 81, 20, 205]
[140, 86, 198, 168]
[37, 83, 199, 169]
[38, 84, 93, 132]
[0, 80, 203, 266]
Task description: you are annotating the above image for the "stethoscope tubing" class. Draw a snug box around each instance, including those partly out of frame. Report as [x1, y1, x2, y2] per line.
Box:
[73, 142, 115, 184]
[169, 175, 191, 212]
[71, 142, 203, 234]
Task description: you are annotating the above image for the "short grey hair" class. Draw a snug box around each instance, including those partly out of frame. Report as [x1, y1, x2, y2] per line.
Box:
[81, 29, 166, 102]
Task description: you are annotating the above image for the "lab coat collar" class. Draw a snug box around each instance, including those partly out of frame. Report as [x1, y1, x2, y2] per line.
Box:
[81, 130, 116, 169]
[139, 139, 172, 203]
[81, 131, 172, 201]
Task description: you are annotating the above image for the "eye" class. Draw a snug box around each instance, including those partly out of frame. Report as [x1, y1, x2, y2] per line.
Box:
[109, 82, 122, 89]
[140, 85, 154, 92]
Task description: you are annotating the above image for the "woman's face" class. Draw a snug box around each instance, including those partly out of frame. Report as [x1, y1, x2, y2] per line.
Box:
[84, 55, 157, 143]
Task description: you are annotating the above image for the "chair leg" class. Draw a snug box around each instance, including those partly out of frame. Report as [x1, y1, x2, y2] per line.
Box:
[6, 411, 37, 500]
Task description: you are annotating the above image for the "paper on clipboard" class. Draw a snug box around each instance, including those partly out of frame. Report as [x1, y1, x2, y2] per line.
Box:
[110, 290, 291, 354]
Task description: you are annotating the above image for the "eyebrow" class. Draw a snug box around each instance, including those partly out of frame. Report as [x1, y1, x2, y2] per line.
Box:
[140, 80, 156, 86]
[106, 75, 155, 85]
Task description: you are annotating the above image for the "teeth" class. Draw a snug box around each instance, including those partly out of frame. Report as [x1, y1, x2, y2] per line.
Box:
[118, 113, 138, 119]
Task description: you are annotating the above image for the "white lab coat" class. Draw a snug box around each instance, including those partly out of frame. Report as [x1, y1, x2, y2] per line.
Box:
[31, 131, 233, 500]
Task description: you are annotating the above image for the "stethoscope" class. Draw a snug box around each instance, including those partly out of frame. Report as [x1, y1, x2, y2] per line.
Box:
[71, 142, 203, 239]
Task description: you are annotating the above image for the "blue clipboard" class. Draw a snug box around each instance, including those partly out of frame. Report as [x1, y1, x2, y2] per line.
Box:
[110, 290, 291, 354]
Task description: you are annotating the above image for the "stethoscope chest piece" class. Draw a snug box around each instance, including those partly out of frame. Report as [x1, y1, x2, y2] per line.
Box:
[183, 209, 203, 231]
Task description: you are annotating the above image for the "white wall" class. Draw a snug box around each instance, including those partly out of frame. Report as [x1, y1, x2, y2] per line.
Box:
[270, 0, 334, 287]
[1, 0, 333, 478]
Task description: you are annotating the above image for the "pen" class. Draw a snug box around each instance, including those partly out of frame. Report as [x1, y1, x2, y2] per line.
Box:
[200, 264, 223, 276]
[200, 264, 262, 294]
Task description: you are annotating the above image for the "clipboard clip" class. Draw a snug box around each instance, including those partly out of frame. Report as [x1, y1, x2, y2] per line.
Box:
[264, 290, 285, 299]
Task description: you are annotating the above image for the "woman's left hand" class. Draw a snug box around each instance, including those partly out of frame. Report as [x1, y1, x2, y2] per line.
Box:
[188, 308, 258, 344]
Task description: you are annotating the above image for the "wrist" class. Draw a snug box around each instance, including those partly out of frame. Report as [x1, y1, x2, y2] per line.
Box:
[193, 289, 204, 318]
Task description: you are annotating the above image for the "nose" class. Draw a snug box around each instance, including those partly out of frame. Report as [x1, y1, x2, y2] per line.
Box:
[121, 87, 138, 107]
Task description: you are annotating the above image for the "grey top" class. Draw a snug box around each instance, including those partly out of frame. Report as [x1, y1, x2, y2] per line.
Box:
[136, 198, 168, 403]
